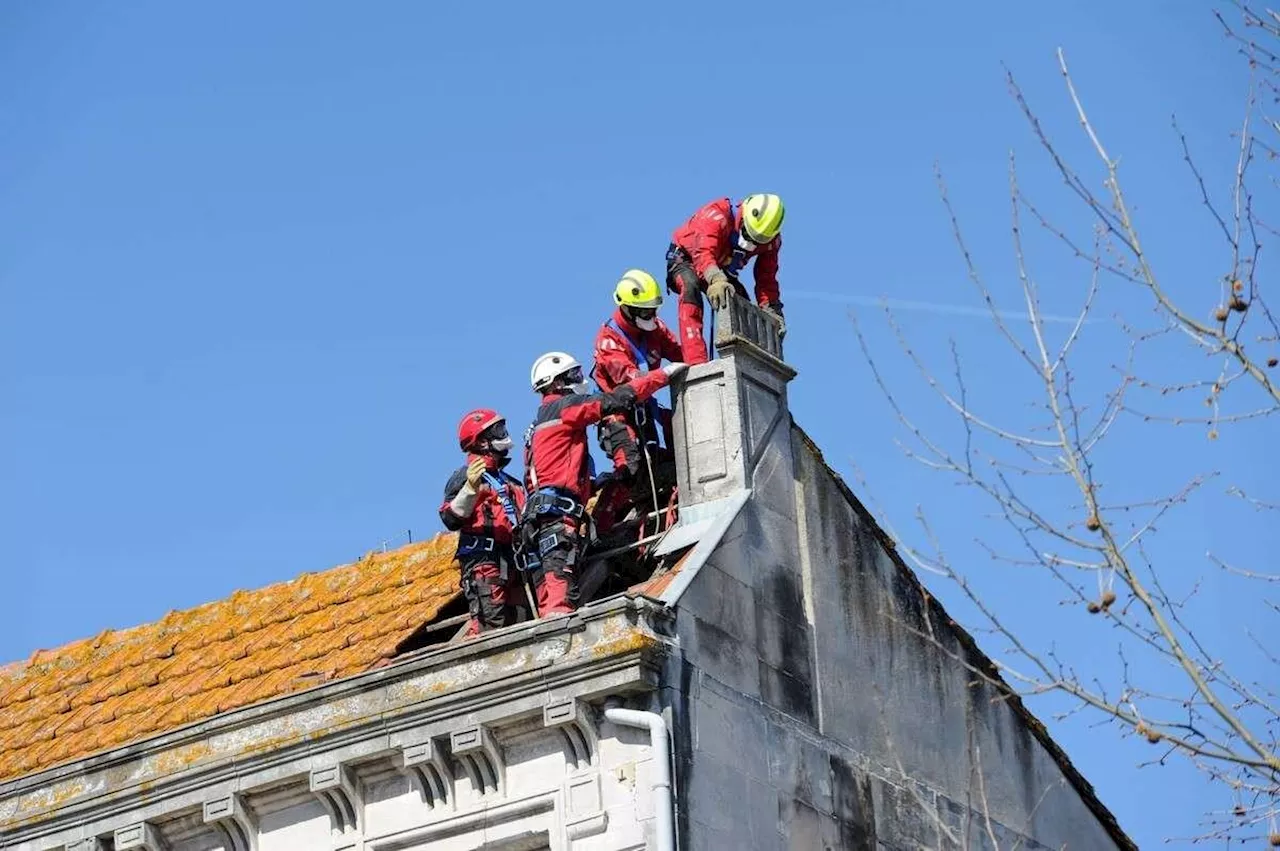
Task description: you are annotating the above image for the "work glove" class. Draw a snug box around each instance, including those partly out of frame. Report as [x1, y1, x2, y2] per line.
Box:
[465, 458, 488, 490]
[761, 303, 787, 340]
[705, 270, 734, 311]
[662, 362, 689, 380]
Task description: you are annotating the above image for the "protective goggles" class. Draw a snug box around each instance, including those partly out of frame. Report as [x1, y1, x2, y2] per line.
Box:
[480, 421, 509, 442]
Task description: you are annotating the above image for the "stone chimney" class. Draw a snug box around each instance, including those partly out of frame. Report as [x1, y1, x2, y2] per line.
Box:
[670, 299, 797, 508]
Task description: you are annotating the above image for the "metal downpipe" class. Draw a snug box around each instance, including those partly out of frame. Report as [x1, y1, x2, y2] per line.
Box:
[603, 700, 675, 851]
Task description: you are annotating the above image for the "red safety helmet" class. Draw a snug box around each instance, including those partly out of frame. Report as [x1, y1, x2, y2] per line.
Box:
[457, 408, 505, 452]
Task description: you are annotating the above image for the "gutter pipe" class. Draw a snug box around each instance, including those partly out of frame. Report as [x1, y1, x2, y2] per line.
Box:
[604, 700, 675, 851]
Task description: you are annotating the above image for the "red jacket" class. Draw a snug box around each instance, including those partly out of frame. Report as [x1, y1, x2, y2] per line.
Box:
[591, 308, 683, 393]
[671, 197, 781, 307]
[525, 371, 670, 503]
[439, 456, 527, 546]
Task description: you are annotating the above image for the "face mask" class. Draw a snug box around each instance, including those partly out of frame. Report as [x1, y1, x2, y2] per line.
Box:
[570, 380, 590, 395]
[489, 436, 512, 453]
[635, 316, 657, 331]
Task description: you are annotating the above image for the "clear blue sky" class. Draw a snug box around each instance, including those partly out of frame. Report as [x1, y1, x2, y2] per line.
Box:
[2, 2, 1272, 845]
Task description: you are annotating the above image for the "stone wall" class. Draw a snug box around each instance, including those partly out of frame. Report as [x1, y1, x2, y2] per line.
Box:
[664, 419, 1128, 850]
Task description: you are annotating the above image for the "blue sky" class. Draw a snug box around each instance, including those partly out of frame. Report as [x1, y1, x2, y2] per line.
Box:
[2, 1, 1273, 844]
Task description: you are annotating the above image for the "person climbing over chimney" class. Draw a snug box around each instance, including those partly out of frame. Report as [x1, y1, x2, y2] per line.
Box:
[440, 409, 529, 636]
[523, 351, 687, 616]
[666, 193, 786, 364]
[589, 269, 684, 537]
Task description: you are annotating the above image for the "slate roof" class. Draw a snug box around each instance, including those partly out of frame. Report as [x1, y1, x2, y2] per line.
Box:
[0, 535, 460, 782]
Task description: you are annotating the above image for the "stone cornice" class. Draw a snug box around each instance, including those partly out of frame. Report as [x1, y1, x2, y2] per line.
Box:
[0, 597, 672, 848]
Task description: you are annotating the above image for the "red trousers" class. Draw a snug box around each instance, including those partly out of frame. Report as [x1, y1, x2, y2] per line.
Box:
[530, 518, 581, 615]
[665, 254, 748, 365]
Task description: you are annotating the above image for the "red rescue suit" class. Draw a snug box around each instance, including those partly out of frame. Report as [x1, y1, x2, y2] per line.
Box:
[523, 370, 671, 615]
[667, 197, 782, 363]
[439, 457, 528, 635]
[591, 308, 682, 476]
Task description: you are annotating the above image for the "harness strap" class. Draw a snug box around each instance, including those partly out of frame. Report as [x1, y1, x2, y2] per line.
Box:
[606, 319, 661, 429]
[530, 487, 585, 519]
[608, 318, 651, 373]
[482, 472, 522, 530]
[459, 540, 512, 583]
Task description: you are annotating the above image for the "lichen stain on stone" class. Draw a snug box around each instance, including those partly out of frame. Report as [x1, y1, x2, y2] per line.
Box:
[388, 657, 496, 706]
[237, 729, 305, 758]
[531, 637, 571, 663]
[296, 695, 375, 733]
[387, 676, 454, 705]
[0, 777, 90, 828]
[231, 698, 373, 756]
[148, 740, 215, 776]
[587, 625, 662, 660]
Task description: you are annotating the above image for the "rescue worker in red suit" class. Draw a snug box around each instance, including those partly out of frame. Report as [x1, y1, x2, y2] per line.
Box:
[522, 351, 687, 615]
[590, 270, 683, 533]
[440, 409, 528, 636]
[666, 193, 787, 364]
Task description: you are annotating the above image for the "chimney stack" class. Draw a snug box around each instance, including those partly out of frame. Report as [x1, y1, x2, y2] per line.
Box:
[670, 299, 797, 509]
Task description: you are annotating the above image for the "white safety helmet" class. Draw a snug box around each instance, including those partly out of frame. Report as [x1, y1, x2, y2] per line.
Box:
[530, 351, 588, 394]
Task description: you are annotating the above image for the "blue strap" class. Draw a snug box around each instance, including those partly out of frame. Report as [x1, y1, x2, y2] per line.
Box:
[457, 533, 496, 556]
[533, 487, 585, 518]
[606, 319, 661, 425]
[483, 472, 522, 529]
[607, 318, 651, 373]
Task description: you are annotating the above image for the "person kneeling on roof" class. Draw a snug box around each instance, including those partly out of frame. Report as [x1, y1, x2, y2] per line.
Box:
[590, 269, 683, 536]
[440, 409, 529, 636]
[666, 193, 787, 364]
[523, 351, 687, 616]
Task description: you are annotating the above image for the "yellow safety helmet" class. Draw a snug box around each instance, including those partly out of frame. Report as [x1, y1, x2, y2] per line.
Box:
[613, 269, 663, 309]
[740, 193, 785, 244]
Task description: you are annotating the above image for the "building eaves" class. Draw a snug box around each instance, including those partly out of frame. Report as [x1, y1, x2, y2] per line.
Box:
[0, 595, 672, 845]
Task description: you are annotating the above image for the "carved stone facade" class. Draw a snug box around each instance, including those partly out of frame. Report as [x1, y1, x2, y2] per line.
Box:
[1, 601, 674, 851]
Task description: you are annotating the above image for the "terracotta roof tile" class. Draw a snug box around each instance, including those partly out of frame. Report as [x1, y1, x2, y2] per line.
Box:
[0, 534, 461, 782]
[628, 548, 694, 600]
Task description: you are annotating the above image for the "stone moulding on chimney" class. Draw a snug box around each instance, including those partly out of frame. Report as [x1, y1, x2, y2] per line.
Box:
[713, 294, 787, 364]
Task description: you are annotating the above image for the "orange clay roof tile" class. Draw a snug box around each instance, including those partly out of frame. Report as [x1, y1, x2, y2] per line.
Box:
[0, 534, 461, 783]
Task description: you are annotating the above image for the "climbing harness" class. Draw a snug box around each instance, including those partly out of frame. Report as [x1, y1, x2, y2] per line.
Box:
[604, 319, 667, 538]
